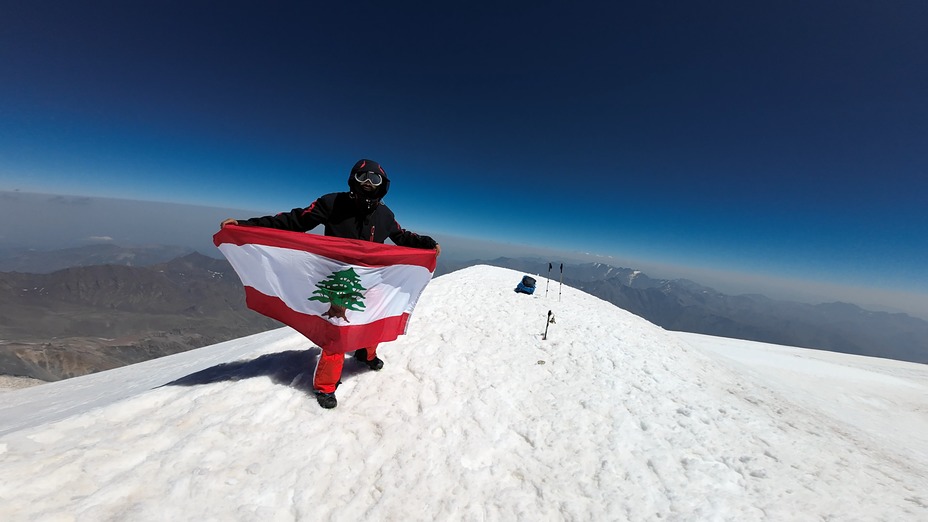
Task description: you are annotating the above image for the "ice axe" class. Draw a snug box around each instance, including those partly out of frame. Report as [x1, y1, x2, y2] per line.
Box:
[542, 310, 555, 340]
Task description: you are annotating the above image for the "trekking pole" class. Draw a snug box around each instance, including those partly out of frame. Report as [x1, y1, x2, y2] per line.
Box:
[543, 310, 552, 340]
[558, 263, 563, 302]
[545, 262, 552, 297]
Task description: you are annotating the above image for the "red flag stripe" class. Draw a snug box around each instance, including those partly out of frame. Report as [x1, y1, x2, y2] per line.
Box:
[213, 224, 436, 271]
[244, 287, 411, 354]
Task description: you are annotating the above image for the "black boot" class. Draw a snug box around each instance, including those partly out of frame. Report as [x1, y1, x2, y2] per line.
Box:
[314, 391, 337, 409]
[353, 349, 384, 371]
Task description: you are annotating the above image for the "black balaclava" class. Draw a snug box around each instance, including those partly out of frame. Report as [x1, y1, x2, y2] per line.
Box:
[347, 158, 391, 211]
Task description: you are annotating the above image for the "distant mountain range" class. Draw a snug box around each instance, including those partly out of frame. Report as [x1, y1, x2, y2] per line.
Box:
[0, 244, 196, 273]
[0, 249, 278, 381]
[448, 257, 928, 365]
[1, 246, 924, 383]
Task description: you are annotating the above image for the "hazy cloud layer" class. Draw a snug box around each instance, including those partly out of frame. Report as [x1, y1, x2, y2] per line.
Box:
[1, 191, 926, 320]
[0, 191, 268, 256]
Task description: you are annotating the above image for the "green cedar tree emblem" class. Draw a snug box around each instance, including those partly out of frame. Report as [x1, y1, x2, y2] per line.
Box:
[308, 267, 367, 322]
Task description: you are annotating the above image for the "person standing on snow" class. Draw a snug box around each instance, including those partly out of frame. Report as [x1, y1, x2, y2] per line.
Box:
[220, 159, 440, 409]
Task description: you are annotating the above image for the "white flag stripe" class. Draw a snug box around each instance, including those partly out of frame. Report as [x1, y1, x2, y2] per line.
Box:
[219, 243, 431, 325]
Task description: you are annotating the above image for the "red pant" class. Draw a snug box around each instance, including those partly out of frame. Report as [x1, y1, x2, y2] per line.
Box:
[313, 344, 378, 393]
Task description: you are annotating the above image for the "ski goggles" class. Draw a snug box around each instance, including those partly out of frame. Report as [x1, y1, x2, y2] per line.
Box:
[353, 171, 383, 187]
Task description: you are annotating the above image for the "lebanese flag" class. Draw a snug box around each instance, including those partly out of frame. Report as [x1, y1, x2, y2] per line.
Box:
[213, 224, 437, 354]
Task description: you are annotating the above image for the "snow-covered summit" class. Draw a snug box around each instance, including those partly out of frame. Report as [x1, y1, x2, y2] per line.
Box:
[0, 265, 926, 521]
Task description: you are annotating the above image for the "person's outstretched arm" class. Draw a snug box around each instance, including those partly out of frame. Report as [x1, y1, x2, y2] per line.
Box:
[220, 197, 330, 232]
[388, 219, 440, 253]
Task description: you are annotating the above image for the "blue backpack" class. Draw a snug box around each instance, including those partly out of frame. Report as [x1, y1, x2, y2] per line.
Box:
[515, 275, 536, 295]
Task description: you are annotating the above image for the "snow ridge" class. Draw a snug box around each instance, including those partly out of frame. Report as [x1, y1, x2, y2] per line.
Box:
[0, 265, 926, 521]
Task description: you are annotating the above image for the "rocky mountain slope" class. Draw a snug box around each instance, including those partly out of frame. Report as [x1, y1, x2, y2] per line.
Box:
[0, 252, 278, 381]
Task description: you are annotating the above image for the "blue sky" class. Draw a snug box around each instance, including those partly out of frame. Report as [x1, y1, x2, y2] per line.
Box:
[1, 2, 926, 305]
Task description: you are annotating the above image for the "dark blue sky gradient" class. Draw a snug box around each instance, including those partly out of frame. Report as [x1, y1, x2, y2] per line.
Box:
[1, 1, 926, 295]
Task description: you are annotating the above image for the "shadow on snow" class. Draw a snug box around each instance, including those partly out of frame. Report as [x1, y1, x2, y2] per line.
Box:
[162, 348, 373, 394]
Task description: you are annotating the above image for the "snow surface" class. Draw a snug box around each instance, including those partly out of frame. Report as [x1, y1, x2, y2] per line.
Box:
[1, 265, 926, 521]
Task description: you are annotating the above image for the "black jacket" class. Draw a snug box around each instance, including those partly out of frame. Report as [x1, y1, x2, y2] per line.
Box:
[239, 191, 437, 249]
